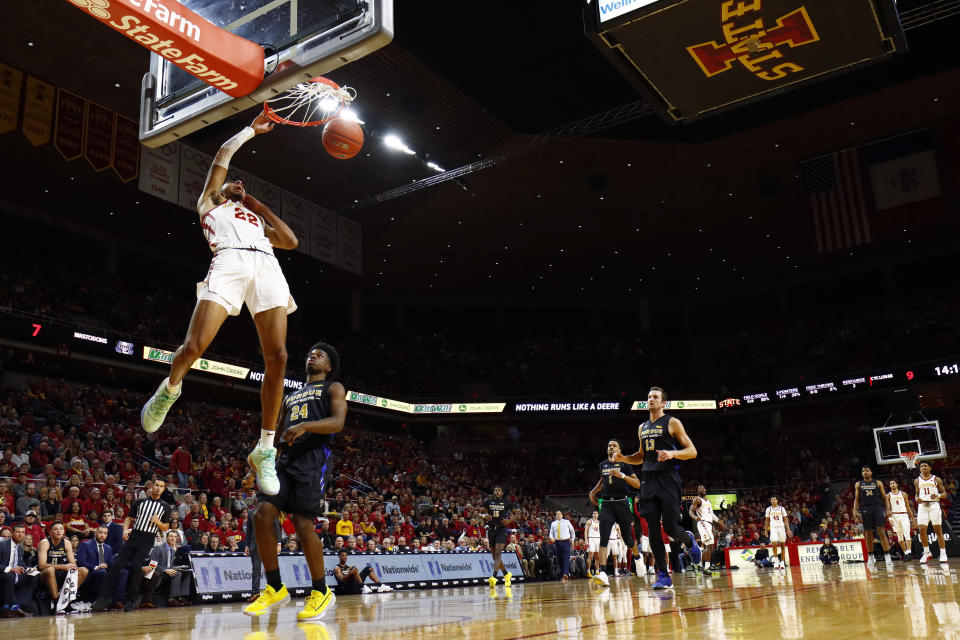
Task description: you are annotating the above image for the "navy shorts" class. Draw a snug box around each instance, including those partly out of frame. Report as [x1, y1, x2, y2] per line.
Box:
[862, 506, 886, 530]
[257, 448, 332, 519]
[488, 526, 508, 548]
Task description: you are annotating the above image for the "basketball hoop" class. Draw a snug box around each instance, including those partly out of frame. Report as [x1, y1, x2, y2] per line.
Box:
[263, 76, 356, 127]
[900, 451, 919, 469]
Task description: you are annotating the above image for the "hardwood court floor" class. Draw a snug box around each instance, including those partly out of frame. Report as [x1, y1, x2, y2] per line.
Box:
[13, 561, 960, 640]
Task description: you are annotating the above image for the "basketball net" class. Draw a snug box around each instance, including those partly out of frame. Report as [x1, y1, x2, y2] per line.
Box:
[901, 451, 919, 469]
[263, 76, 356, 127]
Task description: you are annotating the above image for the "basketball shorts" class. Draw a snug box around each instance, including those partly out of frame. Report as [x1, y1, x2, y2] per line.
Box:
[599, 499, 635, 548]
[862, 506, 886, 530]
[769, 527, 787, 543]
[488, 526, 508, 548]
[890, 513, 912, 541]
[258, 447, 331, 519]
[697, 520, 715, 546]
[198, 249, 297, 317]
[918, 502, 942, 527]
[609, 539, 626, 561]
[587, 538, 600, 553]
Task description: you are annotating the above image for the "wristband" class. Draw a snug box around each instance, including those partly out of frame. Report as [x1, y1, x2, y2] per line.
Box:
[213, 126, 256, 169]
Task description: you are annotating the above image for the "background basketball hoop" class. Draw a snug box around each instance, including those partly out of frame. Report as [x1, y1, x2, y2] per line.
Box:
[263, 76, 357, 127]
[900, 451, 919, 469]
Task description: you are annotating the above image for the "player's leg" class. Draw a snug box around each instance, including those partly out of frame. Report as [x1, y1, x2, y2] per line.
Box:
[293, 514, 338, 618]
[593, 504, 616, 586]
[657, 474, 700, 565]
[934, 524, 947, 561]
[876, 522, 892, 562]
[863, 528, 876, 563]
[244, 501, 289, 616]
[246, 306, 288, 495]
[918, 506, 932, 563]
[141, 299, 229, 432]
[615, 503, 635, 576]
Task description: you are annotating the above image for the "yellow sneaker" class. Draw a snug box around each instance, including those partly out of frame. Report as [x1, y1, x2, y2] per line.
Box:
[297, 622, 332, 640]
[242, 585, 290, 617]
[504, 572, 512, 587]
[488, 576, 497, 588]
[298, 589, 336, 622]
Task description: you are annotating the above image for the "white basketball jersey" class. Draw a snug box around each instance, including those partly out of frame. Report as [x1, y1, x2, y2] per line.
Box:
[610, 524, 621, 542]
[201, 200, 274, 254]
[889, 490, 907, 513]
[696, 498, 716, 523]
[917, 475, 939, 503]
[766, 506, 787, 527]
[587, 519, 600, 540]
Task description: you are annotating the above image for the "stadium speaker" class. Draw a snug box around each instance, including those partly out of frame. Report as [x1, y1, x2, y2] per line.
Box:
[886, 388, 919, 414]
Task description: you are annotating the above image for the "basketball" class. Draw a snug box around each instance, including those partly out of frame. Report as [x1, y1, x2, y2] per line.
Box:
[322, 117, 364, 159]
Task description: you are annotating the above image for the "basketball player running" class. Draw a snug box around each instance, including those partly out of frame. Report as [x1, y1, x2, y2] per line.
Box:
[585, 511, 601, 576]
[854, 466, 893, 565]
[764, 497, 790, 569]
[915, 462, 948, 564]
[690, 485, 720, 573]
[887, 480, 916, 560]
[589, 439, 640, 587]
[139, 112, 299, 497]
[244, 343, 349, 621]
[484, 487, 520, 587]
[614, 387, 700, 590]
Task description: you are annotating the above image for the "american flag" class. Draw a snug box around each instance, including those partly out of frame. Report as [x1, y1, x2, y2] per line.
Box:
[801, 148, 872, 253]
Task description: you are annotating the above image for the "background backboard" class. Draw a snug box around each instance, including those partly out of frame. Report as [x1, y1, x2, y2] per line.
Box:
[140, 0, 392, 147]
[874, 420, 945, 465]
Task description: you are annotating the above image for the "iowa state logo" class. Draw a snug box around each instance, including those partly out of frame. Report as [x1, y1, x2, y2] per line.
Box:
[687, 3, 819, 81]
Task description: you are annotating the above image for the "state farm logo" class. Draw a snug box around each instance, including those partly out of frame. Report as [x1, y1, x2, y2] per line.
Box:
[687, 4, 819, 81]
[69, 0, 110, 19]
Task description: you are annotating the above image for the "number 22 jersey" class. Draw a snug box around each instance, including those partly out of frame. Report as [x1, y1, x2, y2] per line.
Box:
[201, 200, 275, 255]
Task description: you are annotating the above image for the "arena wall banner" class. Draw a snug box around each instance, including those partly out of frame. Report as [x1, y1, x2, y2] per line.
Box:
[725, 540, 868, 569]
[189, 552, 524, 601]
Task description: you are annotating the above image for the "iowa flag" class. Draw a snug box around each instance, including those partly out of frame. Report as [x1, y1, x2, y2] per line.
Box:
[864, 129, 944, 230]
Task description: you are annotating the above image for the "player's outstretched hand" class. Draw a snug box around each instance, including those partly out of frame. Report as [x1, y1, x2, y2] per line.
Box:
[282, 424, 307, 445]
[251, 111, 275, 135]
[611, 452, 626, 463]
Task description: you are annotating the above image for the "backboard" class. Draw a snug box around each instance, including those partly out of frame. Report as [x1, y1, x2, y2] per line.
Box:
[873, 420, 945, 465]
[140, 0, 392, 147]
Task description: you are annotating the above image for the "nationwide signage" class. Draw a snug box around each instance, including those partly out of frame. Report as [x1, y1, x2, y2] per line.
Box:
[142, 346, 249, 379]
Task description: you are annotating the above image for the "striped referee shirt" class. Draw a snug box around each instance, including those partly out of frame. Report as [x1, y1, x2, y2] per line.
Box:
[129, 497, 172, 535]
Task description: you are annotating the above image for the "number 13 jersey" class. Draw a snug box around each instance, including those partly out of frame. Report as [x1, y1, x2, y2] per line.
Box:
[201, 200, 275, 255]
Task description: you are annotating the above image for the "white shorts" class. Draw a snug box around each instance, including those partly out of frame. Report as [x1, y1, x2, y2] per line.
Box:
[769, 527, 787, 543]
[198, 249, 297, 317]
[641, 535, 651, 554]
[890, 513, 912, 541]
[588, 538, 600, 553]
[918, 502, 942, 527]
[608, 539, 624, 558]
[697, 520, 715, 546]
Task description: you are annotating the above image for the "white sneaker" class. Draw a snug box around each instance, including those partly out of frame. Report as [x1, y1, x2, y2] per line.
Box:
[867, 556, 876, 566]
[920, 550, 932, 564]
[361, 585, 373, 594]
[591, 571, 609, 587]
[141, 378, 181, 433]
[940, 553, 948, 563]
[376, 584, 393, 592]
[247, 445, 280, 495]
[884, 555, 893, 565]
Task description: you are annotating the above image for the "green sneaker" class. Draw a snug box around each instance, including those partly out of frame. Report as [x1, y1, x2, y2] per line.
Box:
[248, 445, 280, 495]
[141, 378, 181, 433]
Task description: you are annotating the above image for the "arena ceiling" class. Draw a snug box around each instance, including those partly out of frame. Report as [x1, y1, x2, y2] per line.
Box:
[2, 0, 960, 304]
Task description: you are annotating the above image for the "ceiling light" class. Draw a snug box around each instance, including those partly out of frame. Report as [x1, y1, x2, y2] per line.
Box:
[339, 108, 365, 124]
[383, 134, 415, 155]
[426, 161, 445, 172]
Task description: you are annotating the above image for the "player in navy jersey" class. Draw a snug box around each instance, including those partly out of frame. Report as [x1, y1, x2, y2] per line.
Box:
[614, 386, 700, 590]
[244, 342, 347, 622]
[484, 486, 520, 587]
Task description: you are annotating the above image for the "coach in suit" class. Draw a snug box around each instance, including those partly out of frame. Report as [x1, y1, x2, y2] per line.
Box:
[102, 510, 125, 550]
[1, 524, 38, 617]
[140, 531, 191, 607]
[77, 526, 127, 605]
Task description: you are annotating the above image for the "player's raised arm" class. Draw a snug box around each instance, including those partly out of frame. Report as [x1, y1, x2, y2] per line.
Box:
[660, 417, 697, 462]
[613, 425, 645, 465]
[197, 112, 274, 214]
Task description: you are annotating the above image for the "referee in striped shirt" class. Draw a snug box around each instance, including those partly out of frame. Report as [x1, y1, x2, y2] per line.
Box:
[93, 480, 172, 611]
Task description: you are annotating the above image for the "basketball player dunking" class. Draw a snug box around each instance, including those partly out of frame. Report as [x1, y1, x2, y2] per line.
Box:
[690, 485, 720, 573]
[614, 386, 700, 590]
[854, 466, 892, 565]
[915, 462, 948, 564]
[887, 480, 916, 560]
[244, 342, 351, 620]
[138, 112, 299, 496]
